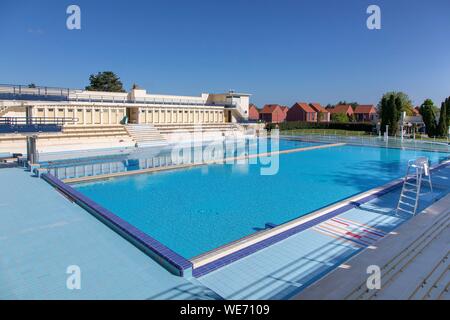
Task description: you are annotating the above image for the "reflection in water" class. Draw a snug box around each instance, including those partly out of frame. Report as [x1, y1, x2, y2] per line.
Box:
[45, 137, 283, 180]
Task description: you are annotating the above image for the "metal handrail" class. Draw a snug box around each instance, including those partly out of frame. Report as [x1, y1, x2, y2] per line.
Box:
[0, 117, 78, 126]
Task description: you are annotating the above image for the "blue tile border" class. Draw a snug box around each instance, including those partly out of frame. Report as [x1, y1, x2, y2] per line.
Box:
[41, 173, 193, 277]
[192, 161, 449, 277]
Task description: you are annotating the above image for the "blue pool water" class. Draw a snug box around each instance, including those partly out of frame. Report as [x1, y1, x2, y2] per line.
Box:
[73, 140, 449, 259]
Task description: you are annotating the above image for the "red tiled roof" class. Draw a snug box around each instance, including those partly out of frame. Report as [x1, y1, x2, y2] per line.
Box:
[260, 104, 282, 114]
[309, 103, 328, 113]
[292, 102, 315, 113]
[330, 104, 353, 114]
[354, 105, 376, 114]
[280, 106, 289, 113]
[249, 104, 260, 111]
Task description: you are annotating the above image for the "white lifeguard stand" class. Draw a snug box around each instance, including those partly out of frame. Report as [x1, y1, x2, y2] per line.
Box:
[396, 157, 433, 215]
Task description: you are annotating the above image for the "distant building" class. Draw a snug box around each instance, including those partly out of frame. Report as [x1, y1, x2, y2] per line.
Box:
[248, 104, 260, 121]
[259, 104, 287, 123]
[286, 102, 317, 122]
[354, 105, 378, 122]
[329, 104, 354, 118]
[400, 111, 425, 135]
[309, 103, 330, 122]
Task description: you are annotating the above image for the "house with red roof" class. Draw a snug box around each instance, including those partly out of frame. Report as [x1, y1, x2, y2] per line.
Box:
[259, 104, 287, 123]
[354, 105, 378, 122]
[248, 104, 260, 121]
[309, 103, 330, 122]
[329, 104, 354, 116]
[286, 102, 317, 122]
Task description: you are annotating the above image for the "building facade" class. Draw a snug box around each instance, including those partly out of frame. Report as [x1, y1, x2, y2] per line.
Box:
[286, 102, 317, 122]
[0, 85, 250, 126]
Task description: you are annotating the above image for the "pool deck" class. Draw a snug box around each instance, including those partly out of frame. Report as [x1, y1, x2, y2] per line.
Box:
[0, 167, 219, 300]
[0, 163, 449, 299]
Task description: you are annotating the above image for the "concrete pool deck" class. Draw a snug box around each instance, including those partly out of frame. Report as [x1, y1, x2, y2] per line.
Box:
[0, 163, 449, 299]
[0, 167, 219, 300]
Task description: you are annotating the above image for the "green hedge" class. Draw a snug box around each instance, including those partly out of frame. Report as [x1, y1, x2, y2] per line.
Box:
[266, 121, 375, 132]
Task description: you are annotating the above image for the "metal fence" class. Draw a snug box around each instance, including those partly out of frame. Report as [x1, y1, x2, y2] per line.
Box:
[281, 132, 450, 153]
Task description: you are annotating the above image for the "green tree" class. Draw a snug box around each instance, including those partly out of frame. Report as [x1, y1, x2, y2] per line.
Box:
[85, 71, 125, 92]
[419, 99, 437, 137]
[437, 101, 448, 137]
[379, 92, 414, 115]
[446, 97, 450, 125]
[331, 113, 348, 123]
[379, 93, 401, 135]
[379, 96, 389, 133]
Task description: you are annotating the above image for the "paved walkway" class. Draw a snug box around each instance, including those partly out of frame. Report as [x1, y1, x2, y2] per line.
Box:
[0, 167, 217, 300]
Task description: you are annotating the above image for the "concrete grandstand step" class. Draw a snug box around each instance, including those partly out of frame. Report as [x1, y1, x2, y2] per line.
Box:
[356, 213, 449, 300]
[417, 253, 449, 300]
[125, 124, 167, 148]
[373, 225, 449, 300]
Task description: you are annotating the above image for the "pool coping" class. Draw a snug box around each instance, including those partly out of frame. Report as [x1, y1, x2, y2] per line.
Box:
[41, 173, 193, 277]
[190, 159, 450, 277]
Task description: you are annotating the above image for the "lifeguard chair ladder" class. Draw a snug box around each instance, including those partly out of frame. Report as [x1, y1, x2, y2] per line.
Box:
[396, 157, 433, 216]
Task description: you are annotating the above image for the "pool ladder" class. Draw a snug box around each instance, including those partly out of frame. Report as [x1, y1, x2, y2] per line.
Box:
[396, 157, 433, 216]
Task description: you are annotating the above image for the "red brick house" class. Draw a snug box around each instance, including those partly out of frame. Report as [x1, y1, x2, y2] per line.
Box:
[286, 102, 317, 122]
[329, 104, 354, 118]
[309, 103, 330, 122]
[354, 105, 378, 122]
[280, 106, 289, 117]
[259, 104, 287, 123]
[248, 104, 260, 121]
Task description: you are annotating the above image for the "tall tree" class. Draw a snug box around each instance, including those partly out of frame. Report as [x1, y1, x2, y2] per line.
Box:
[85, 71, 125, 92]
[446, 97, 450, 125]
[379, 93, 401, 135]
[379, 92, 414, 115]
[379, 96, 389, 133]
[419, 99, 437, 137]
[437, 101, 448, 137]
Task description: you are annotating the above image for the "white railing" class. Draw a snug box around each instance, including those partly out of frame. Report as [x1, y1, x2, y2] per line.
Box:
[280, 131, 450, 153]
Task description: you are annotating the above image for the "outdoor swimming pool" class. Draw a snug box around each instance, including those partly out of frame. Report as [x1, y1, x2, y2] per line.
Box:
[71, 139, 449, 259]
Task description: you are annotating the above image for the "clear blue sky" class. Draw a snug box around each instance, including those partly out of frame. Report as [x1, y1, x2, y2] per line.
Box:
[0, 0, 449, 107]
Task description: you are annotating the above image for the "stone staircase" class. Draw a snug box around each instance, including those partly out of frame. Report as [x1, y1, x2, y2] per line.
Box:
[154, 123, 245, 143]
[125, 124, 168, 148]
